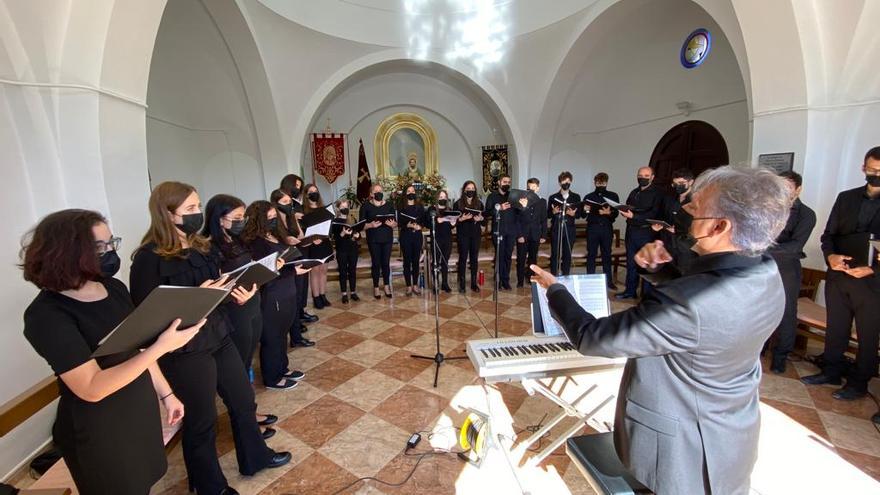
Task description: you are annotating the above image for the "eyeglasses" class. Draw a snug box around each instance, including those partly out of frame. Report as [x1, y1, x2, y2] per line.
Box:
[96, 237, 122, 254]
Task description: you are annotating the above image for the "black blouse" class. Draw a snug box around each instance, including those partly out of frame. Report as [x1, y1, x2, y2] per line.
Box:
[331, 216, 360, 254]
[130, 243, 229, 353]
[431, 206, 455, 241]
[455, 198, 485, 238]
[397, 203, 428, 239]
[359, 201, 396, 244]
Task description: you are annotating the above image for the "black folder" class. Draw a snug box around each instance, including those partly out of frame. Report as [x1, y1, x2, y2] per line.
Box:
[289, 254, 335, 269]
[509, 189, 540, 209]
[93, 286, 229, 357]
[646, 219, 672, 229]
[225, 260, 279, 291]
[833, 233, 872, 267]
[332, 219, 367, 232]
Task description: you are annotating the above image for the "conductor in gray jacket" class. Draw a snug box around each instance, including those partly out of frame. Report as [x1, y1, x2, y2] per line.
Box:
[531, 166, 792, 494]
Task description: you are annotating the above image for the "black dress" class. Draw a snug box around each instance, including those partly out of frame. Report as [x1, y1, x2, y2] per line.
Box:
[23, 278, 166, 495]
[301, 208, 334, 259]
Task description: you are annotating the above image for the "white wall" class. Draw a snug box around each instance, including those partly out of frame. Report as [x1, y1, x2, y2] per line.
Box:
[146, 0, 266, 204]
[308, 69, 506, 200]
[548, 0, 748, 203]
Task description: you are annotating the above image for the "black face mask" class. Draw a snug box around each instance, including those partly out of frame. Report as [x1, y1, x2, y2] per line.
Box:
[437, 199, 448, 207]
[465, 190, 476, 198]
[99, 250, 120, 278]
[595, 185, 606, 193]
[307, 192, 320, 202]
[637, 178, 651, 188]
[276, 203, 293, 215]
[499, 184, 510, 193]
[176, 212, 204, 236]
[867, 175, 880, 187]
[339, 208, 350, 216]
[673, 183, 689, 195]
[560, 183, 571, 191]
[226, 219, 245, 237]
[290, 187, 301, 198]
[406, 193, 417, 201]
[267, 218, 278, 232]
[373, 192, 384, 201]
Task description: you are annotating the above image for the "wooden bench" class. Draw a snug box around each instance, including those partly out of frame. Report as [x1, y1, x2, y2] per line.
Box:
[0, 376, 180, 494]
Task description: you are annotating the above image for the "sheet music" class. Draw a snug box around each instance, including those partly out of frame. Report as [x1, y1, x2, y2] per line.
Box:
[303, 219, 331, 238]
[257, 252, 279, 271]
[535, 274, 609, 337]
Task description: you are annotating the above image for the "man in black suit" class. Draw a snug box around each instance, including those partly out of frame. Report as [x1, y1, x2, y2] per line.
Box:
[652, 169, 695, 269]
[617, 166, 661, 299]
[767, 170, 816, 373]
[485, 174, 517, 290]
[802, 146, 880, 400]
[548, 171, 581, 276]
[515, 178, 547, 287]
[584, 172, 619, 289]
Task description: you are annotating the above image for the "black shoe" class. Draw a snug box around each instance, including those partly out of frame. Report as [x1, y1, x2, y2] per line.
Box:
[351, 293, 360, 301]
[384, 289, 393, 299]
[257, 414, 278, 426]
[300, 325, 309, 334]
[614, 292, 636, 300]
[471, 285, 480, 293]
[291, 338, 315, 348]
[459, 285, 466, 294]
[770, 355, 787, 374]
[606, 283, 617, 290]
[268, 451, 292, 468]
[832, 385, 867, 401]
[342, 295, 349, 304]
[374, 288, 382, 299]
[321, 294, 331, 307]
[313, 296, 325, 310]
[261, 427, 276, 440]
[284, 369, 305, 380]
[800, 373, 842, 386]
[516, 281, 524, 288]
[442, 284, 452, 293]
[220, 487, 239, 495]
[300, 312, 319, 323]
[266, 379, 298, 390]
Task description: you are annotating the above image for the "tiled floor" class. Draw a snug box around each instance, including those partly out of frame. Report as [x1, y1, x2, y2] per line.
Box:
[148, 270, 880, 495]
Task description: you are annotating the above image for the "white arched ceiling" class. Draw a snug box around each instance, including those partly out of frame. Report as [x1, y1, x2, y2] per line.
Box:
[305, 63, 510, 198]
[293, 52, 524, 178]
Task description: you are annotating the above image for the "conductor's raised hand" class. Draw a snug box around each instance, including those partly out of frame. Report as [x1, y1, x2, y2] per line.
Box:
[199, 274, 230, 290]
[155, 318, 205, 354]
[231, 283, 257, 305]
[529, 265, 557, 289]
[634, 241, 672, 271]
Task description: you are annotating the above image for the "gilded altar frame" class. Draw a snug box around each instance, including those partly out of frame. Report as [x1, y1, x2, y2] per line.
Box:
[374, 113, 438, 178]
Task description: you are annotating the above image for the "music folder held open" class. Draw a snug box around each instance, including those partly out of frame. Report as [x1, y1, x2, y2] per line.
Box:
[92, 285, 232, 357]
[531, 274, 610, 338]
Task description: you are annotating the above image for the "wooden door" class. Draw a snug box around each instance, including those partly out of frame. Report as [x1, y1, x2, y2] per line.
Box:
[649, 121, 729, 191]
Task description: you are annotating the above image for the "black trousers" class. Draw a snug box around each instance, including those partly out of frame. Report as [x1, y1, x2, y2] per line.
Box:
[296, 272, 308, 315]
[550, 225, 575, 276]
[336, 248, 359, 293]
[587, 227, 614, 284]
[822, 275, 880, 389]
[457, 234, 480, 287]
[493, 233, 516, 286]
[516, 237, 540, 285]
[400, 234, 423, 287]
[159, 338, 274, 494]
[431, 235, 453, 287]
[771, 256, 802, 359]
[261, 282, 295, 385]
[226, 294, 262, 372]
[368, 241, 392, 287]
[624, 227, 654, 296]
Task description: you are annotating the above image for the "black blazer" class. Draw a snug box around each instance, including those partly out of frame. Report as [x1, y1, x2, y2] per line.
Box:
[516, 197, 547, 241]
[820, 186, 880, 290]
[547, 191, 582, 233]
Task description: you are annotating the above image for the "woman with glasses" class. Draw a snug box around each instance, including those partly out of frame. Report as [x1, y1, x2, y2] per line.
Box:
[21, 209, 203, 495]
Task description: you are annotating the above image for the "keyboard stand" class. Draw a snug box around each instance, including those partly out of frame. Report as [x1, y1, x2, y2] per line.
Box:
[513, 375, 617, 467]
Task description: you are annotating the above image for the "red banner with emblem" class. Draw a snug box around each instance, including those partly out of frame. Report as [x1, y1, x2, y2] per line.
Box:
[311, 133, 346, 184]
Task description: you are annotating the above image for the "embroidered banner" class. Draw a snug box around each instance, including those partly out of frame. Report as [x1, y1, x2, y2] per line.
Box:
[311, 133, 346, 184]
[481, 145, 509, 192]
[356, 138, 372, 202]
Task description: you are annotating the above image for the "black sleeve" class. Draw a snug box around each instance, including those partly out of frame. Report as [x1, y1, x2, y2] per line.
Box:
[359, 204, 369, 222]
[24, 301, 94, 375]
[129, 248, 162, 307]
[820, 193, 844, 261]
[484, 194, 495, 219]
[608, 192, 620, 222]
[775, 207, 817, 256]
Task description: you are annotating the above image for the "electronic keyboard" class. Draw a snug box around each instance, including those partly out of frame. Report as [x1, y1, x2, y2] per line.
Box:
[466, 336, 625, 383]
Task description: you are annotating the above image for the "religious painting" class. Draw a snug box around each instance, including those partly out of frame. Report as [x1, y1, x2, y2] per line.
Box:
[481, 144, 509, 192]
[374, 112, 438, 179]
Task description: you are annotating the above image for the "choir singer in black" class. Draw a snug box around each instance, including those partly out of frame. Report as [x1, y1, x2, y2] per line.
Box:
[515, 178, 547, 288]
[485, 174, 518, 290]
[617, 166, 661, 299]
[548, 171, 581, 276]
[584, 172, 619, 289]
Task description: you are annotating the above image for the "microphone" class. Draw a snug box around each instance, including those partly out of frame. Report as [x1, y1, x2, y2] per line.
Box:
[494, 203, 501, 211]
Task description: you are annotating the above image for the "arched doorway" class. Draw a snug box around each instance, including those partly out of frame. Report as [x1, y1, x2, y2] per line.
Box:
[649, 120, 729, 190]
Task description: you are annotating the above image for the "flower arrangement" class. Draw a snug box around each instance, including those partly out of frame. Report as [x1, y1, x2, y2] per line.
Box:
[377, 173, 447, 205]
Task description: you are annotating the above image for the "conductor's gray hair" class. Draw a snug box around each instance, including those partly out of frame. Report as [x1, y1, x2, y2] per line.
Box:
[691, 166, 791, 256]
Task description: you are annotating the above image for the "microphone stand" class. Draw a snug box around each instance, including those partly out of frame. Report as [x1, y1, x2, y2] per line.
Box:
[410, 209, 465, 387]
[554, 195, 568, 275]
[493, 202, 502, 339]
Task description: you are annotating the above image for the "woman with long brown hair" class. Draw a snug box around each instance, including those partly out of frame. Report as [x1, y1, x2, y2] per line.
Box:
[397, 184, 428, 296]
[456, 180, 485, 292]
[301, 183, 333, 308]
[21, 209, 201, 495]
[130, 182, 291, 495]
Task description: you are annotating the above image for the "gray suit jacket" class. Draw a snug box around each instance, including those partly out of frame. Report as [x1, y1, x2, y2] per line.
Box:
[548, 252, 783, 494]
